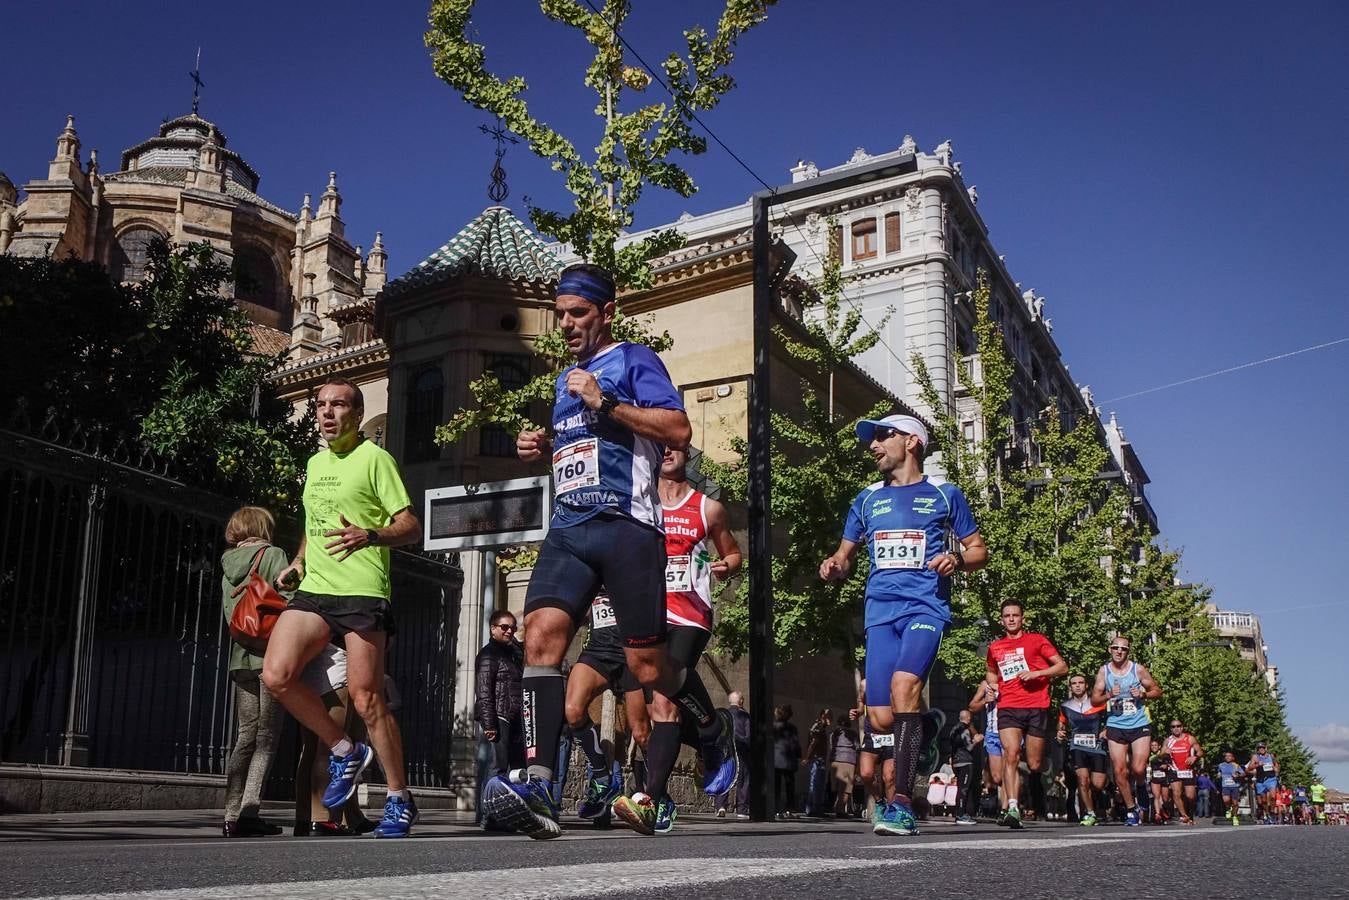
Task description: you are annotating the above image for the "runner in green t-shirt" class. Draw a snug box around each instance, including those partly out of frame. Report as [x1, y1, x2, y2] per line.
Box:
[1311, 780, 1327, 823]
[262, 377, 422, 838]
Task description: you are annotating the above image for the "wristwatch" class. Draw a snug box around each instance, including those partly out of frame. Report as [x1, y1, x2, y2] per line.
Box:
[951, 550, 965, 571]
[597, 390, 620, 416]
[365, 529, 380, 547]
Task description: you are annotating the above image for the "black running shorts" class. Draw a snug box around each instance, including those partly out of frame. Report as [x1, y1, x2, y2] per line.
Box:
[524, 513, 667, 648]
[1106, 724, 1152, 745]
[1069, 749, 1109, 774]
[997, 706, 1049, 739]
[575, 615, 641, 694]
[288, 590, 396, 640]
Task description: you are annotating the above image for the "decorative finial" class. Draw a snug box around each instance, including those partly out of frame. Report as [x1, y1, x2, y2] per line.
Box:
[479, 117, 518, 204]
[190, 48, 206, 115]
[325, 171, 338, 192]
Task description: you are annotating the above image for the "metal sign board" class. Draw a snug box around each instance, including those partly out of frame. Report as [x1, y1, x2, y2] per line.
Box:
[423, 476, 550, 551]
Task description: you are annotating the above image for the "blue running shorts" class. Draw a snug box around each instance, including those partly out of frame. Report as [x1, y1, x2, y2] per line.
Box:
[863, 613, 945, 707]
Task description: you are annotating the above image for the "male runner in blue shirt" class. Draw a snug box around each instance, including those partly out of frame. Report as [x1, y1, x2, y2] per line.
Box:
[821, 414, 987, 835]
[483, 263, 736, 839]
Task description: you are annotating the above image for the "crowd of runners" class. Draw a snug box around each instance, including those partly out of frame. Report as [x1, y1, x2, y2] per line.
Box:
[277, 261, 1329, 839]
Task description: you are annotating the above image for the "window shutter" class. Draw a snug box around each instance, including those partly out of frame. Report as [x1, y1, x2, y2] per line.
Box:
[885, 213, 902, 254]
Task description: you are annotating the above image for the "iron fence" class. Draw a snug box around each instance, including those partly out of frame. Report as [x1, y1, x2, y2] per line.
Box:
[0, 409, 463, 793]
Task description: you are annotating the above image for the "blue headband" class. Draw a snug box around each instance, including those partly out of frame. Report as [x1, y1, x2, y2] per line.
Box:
[557, 269, 615, 306]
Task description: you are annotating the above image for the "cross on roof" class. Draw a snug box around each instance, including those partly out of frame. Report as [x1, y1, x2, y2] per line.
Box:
[479, 118, 519, 204]
[189, 48, 206, 115]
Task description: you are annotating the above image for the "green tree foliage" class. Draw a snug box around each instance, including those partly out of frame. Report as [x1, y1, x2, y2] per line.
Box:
[702, 245, 891, 662]
[914, 272, 1316, 778]
[426, 0, 775, 289]
[0, 242, 315, 510]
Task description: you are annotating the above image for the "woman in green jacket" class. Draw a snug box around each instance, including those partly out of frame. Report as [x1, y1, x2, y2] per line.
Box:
[220, 506, 291, 837]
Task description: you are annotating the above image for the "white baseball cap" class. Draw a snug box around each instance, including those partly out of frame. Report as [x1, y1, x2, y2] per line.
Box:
[855, 414, 930, 447]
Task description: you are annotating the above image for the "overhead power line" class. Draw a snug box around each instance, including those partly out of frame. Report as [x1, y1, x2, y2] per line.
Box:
[1101, 337, 1349, 404]
[578, 0, 920, 382]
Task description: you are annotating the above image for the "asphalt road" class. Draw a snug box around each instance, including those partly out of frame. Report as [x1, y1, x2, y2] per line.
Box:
[2, 811, 1346, 900]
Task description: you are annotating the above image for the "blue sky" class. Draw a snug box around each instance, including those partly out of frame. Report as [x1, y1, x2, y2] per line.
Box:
[4, 2, 1347, 784]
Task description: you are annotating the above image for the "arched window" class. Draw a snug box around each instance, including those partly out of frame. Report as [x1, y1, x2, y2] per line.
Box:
[234, 246, 288, 330]
[110, 227, 160, 283]
[480, 354, 531, 457]
[404, 366, 444, 463]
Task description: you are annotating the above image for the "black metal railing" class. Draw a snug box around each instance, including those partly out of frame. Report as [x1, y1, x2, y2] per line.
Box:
[0, 408, 463, 793]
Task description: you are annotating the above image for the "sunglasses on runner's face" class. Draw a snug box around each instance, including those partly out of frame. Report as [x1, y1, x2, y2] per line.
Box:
[1171, 724, 1183, 729]
[1109, 644, 1129, 651]
[874, 428, 909, 442]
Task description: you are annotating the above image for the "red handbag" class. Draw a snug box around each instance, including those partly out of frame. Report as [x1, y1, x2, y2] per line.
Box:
[228, 545, 288, 654]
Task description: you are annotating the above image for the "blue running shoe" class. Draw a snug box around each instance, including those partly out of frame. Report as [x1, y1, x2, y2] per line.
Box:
[1125, 808, 1140, 827]
[700, 708, 740, 796]
[372, 793, 418, 838]
[873, 800, 919, 836]
[654, 796, 677, 834]
[577, 772, 622, 820]
[322, 742, 373, 808]
[482, 774, 561, 840]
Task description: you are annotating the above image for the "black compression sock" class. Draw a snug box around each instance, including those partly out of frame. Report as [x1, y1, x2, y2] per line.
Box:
[522, 666, 565, 782]
[644, 722, 682, 801]
[573, 718, 608, 775]
[678, 708, 700, 749]
[1029, 771, 1046, 818]
[891, 712, 922, 803]
[667, 669, 718, 735]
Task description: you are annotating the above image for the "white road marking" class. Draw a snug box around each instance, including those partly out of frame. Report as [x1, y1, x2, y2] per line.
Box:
[862, 830, 1229, 850]
[33, 856, 901, 900]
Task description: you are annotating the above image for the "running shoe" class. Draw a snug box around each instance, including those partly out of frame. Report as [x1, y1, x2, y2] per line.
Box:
[612, 792, 658, 836]
[655, 796, 677, 834]
[917, 709, 948, 777]
[321, 742, 374, 808]
[372, 793, 419, 838]
[1125, 808, 1140, 827]
[482, 774, 561, 840]
[1006, 807, 1023, 829]
[1231, 814, 1240, 827]
[577, 773, 622, 820]
[1080, 811, 1098, 827]
[954, 814, 977, 825]
[715, 807, 727, 818]
[873, 800, 919, 836]
[699, 708, 740, 795]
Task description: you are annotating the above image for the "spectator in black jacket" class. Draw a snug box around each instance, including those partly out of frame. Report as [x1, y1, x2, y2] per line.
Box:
[475, 610, 524, 823]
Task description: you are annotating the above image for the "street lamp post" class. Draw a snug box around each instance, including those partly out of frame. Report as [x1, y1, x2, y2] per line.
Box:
[746, 152, 918, 821]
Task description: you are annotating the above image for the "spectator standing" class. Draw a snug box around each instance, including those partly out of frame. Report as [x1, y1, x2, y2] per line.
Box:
[773, 705, 801, 818]
[829, 712, 859, 817]
[475, 610, 524, 823]
[803, 708, 832, 816]
[716, 692, 752, 818]
[949, 709, 980, 824]
[1196, 770, 1215, 819]
[220, 506, 289, 838]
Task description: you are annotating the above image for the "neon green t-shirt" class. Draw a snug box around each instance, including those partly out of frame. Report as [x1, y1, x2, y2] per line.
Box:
[1311, 783, 1326, 803]
[299, 439, 412, 599]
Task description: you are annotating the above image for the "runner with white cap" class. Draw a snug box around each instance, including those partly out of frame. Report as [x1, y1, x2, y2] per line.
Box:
[821, 413, 988, 836]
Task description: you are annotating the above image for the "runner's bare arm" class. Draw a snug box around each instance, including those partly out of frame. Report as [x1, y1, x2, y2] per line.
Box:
[819, 539, 859, 581]
[1135, 663, 1163, 700]
[275, 533, 307, 588]
[705, 498, 743, 580]
[967, 682, 989, 714]
[565, 368, 692, 448]
[1020, 652, 1068, 682]
[324, 507, 421, 561]
[517, 429, 551, 462]
[1089, 666, 1109, 705]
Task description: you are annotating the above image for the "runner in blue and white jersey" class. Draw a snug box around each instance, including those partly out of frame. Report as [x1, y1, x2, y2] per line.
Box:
[821, 414, 988, 836]
[1090, 635, 1162, 826]
[483, 263, 736, 840]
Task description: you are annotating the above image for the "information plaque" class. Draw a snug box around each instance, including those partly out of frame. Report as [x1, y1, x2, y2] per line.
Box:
[423, 476, 550, 550]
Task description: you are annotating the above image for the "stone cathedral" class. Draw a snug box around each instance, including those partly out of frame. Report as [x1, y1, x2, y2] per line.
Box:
[0, 110, 391, 422]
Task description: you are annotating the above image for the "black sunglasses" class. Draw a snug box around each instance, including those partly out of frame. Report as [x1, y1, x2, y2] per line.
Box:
[495, 622, 516, 632]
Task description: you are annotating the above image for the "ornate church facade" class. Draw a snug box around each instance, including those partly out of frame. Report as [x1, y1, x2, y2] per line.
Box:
[0, 112, 390, 422]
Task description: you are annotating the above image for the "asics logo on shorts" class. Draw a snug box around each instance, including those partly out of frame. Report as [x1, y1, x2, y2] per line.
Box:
[910, 622, 937, 632]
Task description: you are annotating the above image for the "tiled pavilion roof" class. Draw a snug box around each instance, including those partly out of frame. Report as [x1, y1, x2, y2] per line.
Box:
[384, 206, 561, 297]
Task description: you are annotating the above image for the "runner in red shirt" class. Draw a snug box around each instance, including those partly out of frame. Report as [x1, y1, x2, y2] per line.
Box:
[1162, 718, 1203, 824]
[612, 446, 742, 835]
[984, 600, 1067, 828]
